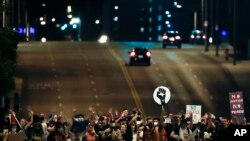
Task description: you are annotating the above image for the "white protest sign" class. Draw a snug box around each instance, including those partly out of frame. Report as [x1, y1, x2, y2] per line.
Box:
[153, 86, 171, 105]
[186, 105, 202, 124]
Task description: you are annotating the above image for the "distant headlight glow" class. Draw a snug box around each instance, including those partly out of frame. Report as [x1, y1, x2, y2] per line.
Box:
[98, 35, 108, 43]
[41, 37, 46, 43]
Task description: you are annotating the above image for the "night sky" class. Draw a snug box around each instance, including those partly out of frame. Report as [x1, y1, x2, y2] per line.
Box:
[24, 0, 250, 51]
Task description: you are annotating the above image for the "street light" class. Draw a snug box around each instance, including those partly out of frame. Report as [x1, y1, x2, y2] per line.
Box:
[70, 17, 81, 41]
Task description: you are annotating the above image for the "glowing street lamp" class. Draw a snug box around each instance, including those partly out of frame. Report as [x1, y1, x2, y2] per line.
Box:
[70, 17, 81, 41]
[67, 5, 72, 13]
[95, 20, 100, 24]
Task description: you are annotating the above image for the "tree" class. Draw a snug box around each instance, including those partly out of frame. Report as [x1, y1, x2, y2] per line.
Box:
[0, 28, 19, 96]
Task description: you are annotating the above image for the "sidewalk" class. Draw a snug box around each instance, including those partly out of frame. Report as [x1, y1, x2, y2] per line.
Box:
[201, 43, 250, 94]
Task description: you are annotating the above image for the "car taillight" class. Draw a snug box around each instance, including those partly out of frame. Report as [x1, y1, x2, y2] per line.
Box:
[202, 35, 206, 39]
[190, 35, 195, 39]
[175, 36, 181, 40]
[146, 51, 151, 57]
[163, 35, 168, 39]
[130, 51, 136, 57]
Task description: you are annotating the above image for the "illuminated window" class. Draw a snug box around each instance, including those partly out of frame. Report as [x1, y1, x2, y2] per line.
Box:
[149, 7, 153, 13]
[149, 17, 152, 23]
[148, 37, 152, 41]
[72, 24, 77, 29]
[113, 16, 118, 22]
[157, 25, 162, 31]
[149, 27, 152, 32]
[140, 27, 145, 33]
[157, 15, 162, 21]
[157, 35, 162, 41]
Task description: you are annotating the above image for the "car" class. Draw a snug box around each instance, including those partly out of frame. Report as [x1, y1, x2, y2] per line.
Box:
[162, 31, 182, 48]
[128, 47, 151, 66]
[190, 29, 206, 44]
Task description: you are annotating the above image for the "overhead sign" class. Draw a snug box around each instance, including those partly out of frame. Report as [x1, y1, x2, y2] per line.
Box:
[229, 91, 245, 124]
[153, 86, 171, 105]
[186, 105, 202, 124]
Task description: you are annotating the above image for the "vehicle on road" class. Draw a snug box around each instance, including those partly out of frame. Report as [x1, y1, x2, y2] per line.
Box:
[128, 47, 151, 66]
[189, 29, 206, 44]
[162, 31, 182, 48]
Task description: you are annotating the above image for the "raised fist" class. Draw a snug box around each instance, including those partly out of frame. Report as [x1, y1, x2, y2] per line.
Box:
[157, 88, 166, 105]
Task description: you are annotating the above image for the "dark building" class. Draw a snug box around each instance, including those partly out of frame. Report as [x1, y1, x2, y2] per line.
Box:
[1, 0, 27, 29]
[106, 0, 195, 42]
[233, 0, 250, 60]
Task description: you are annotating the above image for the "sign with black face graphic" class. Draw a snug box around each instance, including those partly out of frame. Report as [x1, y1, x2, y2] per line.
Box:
[153, 86, 171, 105]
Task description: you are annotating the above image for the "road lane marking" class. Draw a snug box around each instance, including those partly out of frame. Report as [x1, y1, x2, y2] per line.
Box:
[108, 48, 146, 117]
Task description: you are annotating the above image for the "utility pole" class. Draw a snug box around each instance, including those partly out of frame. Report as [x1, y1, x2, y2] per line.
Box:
[17, 0, 21, 26]
[194, 11, 197, 30]
[2, 0, 6, 27]
[204, 0, 209, 51]
[233, 0, 237, 65]
[201, 0, 204, 31]
[215, 0, 219, 56]
[210, 0, 214, 44]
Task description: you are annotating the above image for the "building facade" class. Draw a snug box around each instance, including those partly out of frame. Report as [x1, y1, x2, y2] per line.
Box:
[106, 0, 195, 42]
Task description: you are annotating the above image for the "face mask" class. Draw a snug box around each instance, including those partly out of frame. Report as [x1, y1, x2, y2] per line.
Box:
[79, 118, 84, 121]
[154, 122, 158, 126]
[136, 121, 141, 125]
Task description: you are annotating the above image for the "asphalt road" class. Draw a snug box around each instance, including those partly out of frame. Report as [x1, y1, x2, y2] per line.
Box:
[15, 41, 248, 120]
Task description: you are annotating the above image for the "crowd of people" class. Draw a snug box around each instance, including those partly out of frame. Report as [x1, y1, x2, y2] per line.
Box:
[1, 104, 249, 141]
